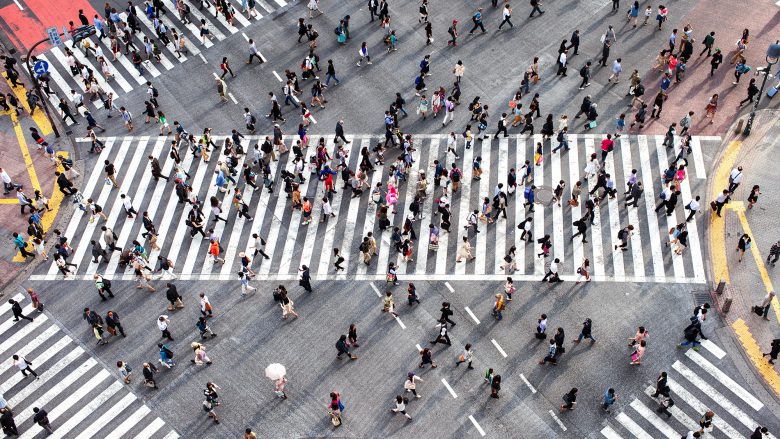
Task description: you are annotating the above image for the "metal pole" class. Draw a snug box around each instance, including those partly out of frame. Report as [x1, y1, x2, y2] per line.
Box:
[742, 59, 776, 136]
[25, 36, 61, 138]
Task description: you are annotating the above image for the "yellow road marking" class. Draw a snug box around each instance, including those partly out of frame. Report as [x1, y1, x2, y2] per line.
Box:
[709, 140, 742, 285]
[10, 110, 41, 192]
[2, 72, 53, 135]
[732, 319, 780, 396]
[0, 199, 20, 204]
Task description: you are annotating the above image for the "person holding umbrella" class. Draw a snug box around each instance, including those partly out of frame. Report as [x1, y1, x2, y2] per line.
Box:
[265, 363, 288, 398]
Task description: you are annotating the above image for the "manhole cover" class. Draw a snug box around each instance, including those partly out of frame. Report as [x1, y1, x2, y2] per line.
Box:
[535, 186, 553, 204]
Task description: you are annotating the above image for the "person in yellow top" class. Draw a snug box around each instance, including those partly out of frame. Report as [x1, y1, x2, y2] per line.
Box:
[208, 239, 225, 264]
[244, 428, 258, 439]
[492, 293, 505, 320]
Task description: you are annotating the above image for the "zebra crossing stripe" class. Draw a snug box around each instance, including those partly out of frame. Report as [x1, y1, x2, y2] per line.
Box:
[619, 136, 645, 280]
[394, 142, 421, 274]
[533, 134, 546, 276]
[685, 350, 763, 410]
[336, 137, 369, 278]
[567, 136, 584, 273]
[0, 303, 38, 340]
[8, 350, 90, 417]
[132, 416, 166, 439]
[161, 5, 214, 49]
[637, 135, 665, 281]
[0, 313, 49, 357]
[48, 46, 103, 112]
[94, 35, 149, 84]
[180, 0, 229, 39]
[700, 339, 727, 359]
[70, 42, 130, 94]
[654, 136, 686, 280]
[316, 138, 352, 276]
[628, 398, 678, 438]
[671, 363, 774, 437]
[689, 136, 707, 179]
[413, 138, 437, 275]
[356, 143, 382, 277]
[256, 0, 275, 13]
[221, 168, 263, 277]
[300, 138, 340, 271]
[665, 377, 747, 439]
[672, 137, 706, 283]
[494, 137, 509, 272]
[0, 332, 67, 378]
[278, 143, 315, 275]
[161, 431, 181, 439]
[73, 393, 137, 439]
[475, 138, 491, 275]
[0, 293, 25, 316]
[642, 386, 699, 433]
[600, 425, 624, 439]
[615, 412, 653, 439]
[157, 10, 201, 57]
[32, 55, 75, 125]
[583, 137, 605, 278]
[104, 406, 151, 439]
[116, 13, 164, 77]
[602, 136, 626, 281]
[549, 136, 564, 265]
[455, 133, 475, 276]
[135, 13, 186, 64]
[43, 381, 124, 438]
[514, 135, 526, 274]
[259, 144, 297, 277]
[271, 0, 287, 7]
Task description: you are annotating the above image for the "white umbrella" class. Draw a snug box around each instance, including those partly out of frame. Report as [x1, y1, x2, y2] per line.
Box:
[265, 363, 286, 380]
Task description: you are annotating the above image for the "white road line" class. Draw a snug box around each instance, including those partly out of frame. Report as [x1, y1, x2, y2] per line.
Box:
[673, 137, 706, 283]
[133, 12, 179, 67]
[642, 386, 699, 433]
[74, 392, 137, 439]
[519, 373, 536, 394]
[654, 135, 685, 281]
[389, 141, 421, 275]
[665, 378, 747, 439]
[615, 412, 653, 439]
[46, 381, 124, 438]
[464, 306, 480, 324]
[689, 136, 707, 179]
[271, 0, 286, 7]
[445, 281, 454, 292]
[259, 143, 298, 276]
[685, 350, 763, 410]
[272, 70, 283, 82]
[312, 138, 348, 274]
[619, 137, 645, 281]
[441, 378, 457, 398]
[637, 135, 665, 281]
[76, 38, 134, 92]
[0, 303, 35, 337]
[602, 137, 625, 281]
[161, 431, 180, 439]
[494, 138, 509, 272]
[179, 0, 228, 40]
[356, 149, 383, 277]
[468, 415, 486, 437]
[415, 344, 422, 352]
[199, 53, 208, 63]
[256, 0, 275, 13]
[435, 137, 450, 276]
[475, 138, 490, 275]
[395, 316, 406, 329]
[155, 10, 200, 57]
[132, 417, 165, 439]
[13, 0, 23, 10]
[600, 425, 624, 439]
[369, 282, 382, 296]
[629, 398, 678, 438]
[335, 137, 368, 279]
[115, 13, 164, 76]
[491, 339, 507, 358]
[455, 132, 475, 276]
[568, 136, 584, 273]
[228, 92, 238, 104]
[700, 339, 726, 359]
[35, 54, 75, 124]
[0, 293, 25, 316]
[672, 362, 772, 436]
[550, 136, 564, 264]
[47, 47, 101, 111]
[104, 406, 151, 439]
[532, 134, 545, 276]
[242, 32, 249, 41]
[414, 138, 437, 275]
[0, 313, 49, 357]
[548, 410, 567, 431]
[583, 137, 605, 277]
[0, 332, 67, 378]
[96, 37, 147, 85]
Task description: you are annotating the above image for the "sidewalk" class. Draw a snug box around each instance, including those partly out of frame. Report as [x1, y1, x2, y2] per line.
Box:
[707, 109, 780, 396]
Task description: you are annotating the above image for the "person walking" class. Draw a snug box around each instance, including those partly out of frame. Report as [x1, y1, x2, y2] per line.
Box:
[651, 371, 669, 397]
[560, 388, 578, 411]
[574, 318, 595, 343]
[762, 338, 780, 365]
[106, 310, 126, 337]
[602, 388, 617, 413]
[490, 374, 502, 398]
[391, 395, 412, 420]
[336, 334, 358, 360]
[678, 321, 705, 351]
[142, 362, 159, 389]
[9, 299, 33, 322]
[299, 265, 313, 292]
[404, 372, 423, 398]
[736, 233, 751, 262]
[203, 382, 221, 424]
[656, 394, 675, 418]
[455, 343, 475, 368]
[12, 354, 38, 378]
[1, 408, 19, 436]
[492, 293, 506, 320]
[158, 315, 174, 340]
[32, 406, 54, 433]
[430, 323, 452, 346]
[498, 3, 513, 29]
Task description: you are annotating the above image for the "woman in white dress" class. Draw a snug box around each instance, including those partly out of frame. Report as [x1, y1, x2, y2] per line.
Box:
[456, 236, 474, 263]
[307, 0, 323, 17]
[582, 152, 599, 180]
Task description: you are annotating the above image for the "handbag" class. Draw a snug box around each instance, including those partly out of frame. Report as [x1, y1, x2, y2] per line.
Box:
[458, 354, 465, 362]
[568, 199, 579, 207]
[588, 120, 598, 129]
[631, 351, 639, 362]
[753, 305, 764, 315]
[331, 414, 342, 427]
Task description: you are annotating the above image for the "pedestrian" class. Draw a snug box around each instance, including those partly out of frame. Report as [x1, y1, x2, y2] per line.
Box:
[490, 375, 502, 398]
[656, 394, 675, 418]
[678, 321, 704, 351]
[165, 283, 184, 311]
[529, 0, 544, 16]
[203, 382, 221, 424]
[492, 293, 505, 320]
[762, 339, 780, 365]
[629, 326, 649, 347]
[574, 318, 595, 343]
[455, 343, 475, 368]
[419, 347, 436, 368]
[273, 376, 288, 399]
[736, 233, 751, 262]
[404, 372, 423, 398]
[9, 299, 33, 322]
[391, 395, 412, 420]
[158, 315, 174, 340]
[614, 225, 634, 251]
[356, 42, 371, 66]
[106, 310, 126, 337]
[560, 388, 577, 411]
[698, 411, 715, 435]
[142, 362, 158, 389]
[191, 342, 213, 365]
[541, 258, 563, 283]
[430, 323, 452, 346]
[651, 371, 669, 397]
[751, 427, 770, 439]
[32, 406, 54, 433]
[12, 354, 38, 378]
[602, 388, 617, 413]
[447, 19, 458, 46]
[299, 265, 313, 292]
[117, 360, 133, 384]
[336, 334, 358, 360]
[630, 340, 646, 365]
[93, 274, 114, 301]
[756, 291, 776, 320]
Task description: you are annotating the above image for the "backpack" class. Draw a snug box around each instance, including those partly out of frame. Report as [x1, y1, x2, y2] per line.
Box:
[103, 278, 112, 288]
[450, 168, 461, 182]
[163, 346, 174, 358]
[579, 65, 588, 77]
[556, 131, 564, 142]
[152, 87, 159, 97]
[634, 83, 645, 96]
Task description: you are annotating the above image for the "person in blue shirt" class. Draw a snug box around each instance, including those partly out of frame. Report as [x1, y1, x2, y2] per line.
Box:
[470, 8, 486, 34]
[602, 388, 617, 412]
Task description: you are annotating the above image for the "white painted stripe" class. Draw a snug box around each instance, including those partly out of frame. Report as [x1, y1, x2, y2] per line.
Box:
[0, 332, 67, 378]
[161, 431, 180, 439]
[415, 343, 422, 352]
[389, 139, 421, 275]
[441, 378, 457, 398]
[672, 362, 773, 436]
[615, 412, 653, 439]
[468, 415, 486, 437]
[654, 136, 685, 281]
[602, 138, 625, 281]
[532, 134, 546, 276]
[272, 70, 283, 82]
[179, 0, 228, 39]
[46, 381, 124, 438]
[689, 136, 707, 179]
[74, 38, 134, 92]
[259, 141, 300, 276]
[11, 359, 98, 432]
[629, 399, 678, 438]
[567, 136, 583, 273]
[0, 303, 39, 345]
[642, 386, 699, 433]
[0, 293, 26, 316]
[70, 137, 136, 272]
[74, 392, 137, 439]
[444, 281, 454, 292]
[155, 10, 201, 56]
[454, 133, 475, 276]
[673, 137, 706, 283]
[519, 373, 536, 394]
[47, 47, 100, 111]
[199, 53, 208, 63]
[619, 137, 645, 280]
[357, 146, 384, 276]
[666, 377, 747, 439]
[491, 339, 507, 358]
[0, 313, 49, 357]
[334, 137, 368, 279]
[395, 316, 406, 329]
[464, 306, 480, 324]
[88, 136, 158, 275]
[601, 425, 624, 439]
[548, 410, 567, 431]
[132, 417, 165, 439]
[222, 172, 264, 277]
[413, 138, 436, 276]
[494, 138, 509, 273]
[66, 45, 122, 97]
[549, 136, 564, 264]
[33, 55, 74, 124]
[228, 92, 238, 104]
[104, 406, 151, 439]
[189, 0, 243, 33]
[700, 339, 726, 359]
[435, 137, 450, 276]
[637, 135, 665, 281]
[685, 350, 763, 410]
[162, 4, 213, 49]
[12, 0, 23, 10]
[475, 138, 490, 275]
[133, 13, 183, 67]
[278, 143, 319, 275]
[114, 14, 163, 76]
[315, 138, 349, 275]
[271, 0, 286, 7]
[100, 36, 151, 83]
[256, 0, 275, 13]
[583, 137, 605, 277]
[369, 282, 382, 296]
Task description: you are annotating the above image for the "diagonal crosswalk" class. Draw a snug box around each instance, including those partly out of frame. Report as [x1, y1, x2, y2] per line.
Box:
[602, 340, 776, 439]
[31, 133, 718, 283]
[32, 0, 276, 114]
[0, 296, 178, 439]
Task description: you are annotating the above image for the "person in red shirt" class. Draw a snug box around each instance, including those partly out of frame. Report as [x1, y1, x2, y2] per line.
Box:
[600, 134, 615, 162]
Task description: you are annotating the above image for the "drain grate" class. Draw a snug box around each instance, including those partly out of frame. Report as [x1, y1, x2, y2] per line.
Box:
[693, 290, 713, 306]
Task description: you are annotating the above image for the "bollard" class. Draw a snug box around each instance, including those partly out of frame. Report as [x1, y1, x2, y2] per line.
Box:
[722, 295, 733, 313]
[715, 281, 726, 295]
[735, 119, 744, 135]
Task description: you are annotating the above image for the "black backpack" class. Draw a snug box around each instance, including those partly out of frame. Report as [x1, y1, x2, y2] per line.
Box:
[579, 65, 588, 77]
[152, 87, 159, 97]
[103, 278, 112, 288]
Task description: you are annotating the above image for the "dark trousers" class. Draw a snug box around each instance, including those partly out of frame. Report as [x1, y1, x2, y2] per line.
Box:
[111, 323, 126, 336]
[469, 22, 485, 33]
[248, 53, 263, 64]
[530, 5, 543, 16]
[18, 245, 35, 258]
[498, 17, 513, 29]
[21, 366, 38, 377]
[767, 253, 779, 265]
[431, 333, 452, 345]
[13, 310, 34, 322]
[161, 329, 173, 340]
[579, 76, 590, 87]
[494, 125, 508, 138]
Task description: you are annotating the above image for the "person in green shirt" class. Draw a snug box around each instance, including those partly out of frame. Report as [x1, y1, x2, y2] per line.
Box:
[700, 31, 715, 57]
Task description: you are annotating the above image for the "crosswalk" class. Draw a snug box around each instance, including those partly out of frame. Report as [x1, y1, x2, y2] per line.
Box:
[601, 340, 777, 439]
[30, 133, 720, 282]
[0, 294, 178, 438]
[35, 0, 282, 123]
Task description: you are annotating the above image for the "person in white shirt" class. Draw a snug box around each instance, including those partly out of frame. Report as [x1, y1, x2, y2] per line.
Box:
[157, 315, 173, 340]
[12, 355, 39, 379]
[728, 166, 743, 193]
[542, 258, 562, 282]
[391, 395, 412, 420]
[685, 195, 700, 222]
[70, 89, 85, 114]
[446, 132, 459, 159]
[247, 38, 262, 64]
[608, 58, 622, 83]
[713, 189, 730, 217]
[120, 194, 137, 218]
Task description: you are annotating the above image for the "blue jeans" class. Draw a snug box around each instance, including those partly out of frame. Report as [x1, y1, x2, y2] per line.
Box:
[398, 106, 408, 116]
[552, 139, 569, 152]
[492, 308, 502, 320]
[284, 95, 298, 107]
[679, 340, 700, 348]
[326, 74, 340, 86]
[577, 333, 595, 342]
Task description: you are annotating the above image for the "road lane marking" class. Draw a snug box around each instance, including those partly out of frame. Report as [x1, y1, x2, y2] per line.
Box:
[441, 378, 457, 398]
[228, 92, 238, 104]
[445, 281, 454, 292]
[548, 410, 567, 431]
[491, 339, 507, 358]
[685, 349, 763, 410]
[520, 374, 536, 394]
[464, 306, 480, 324]
[395, 316, 406, 329]
[199, 53, 208, 64]
[369, 282, 381, 296]
[468, 415, 486, 437]
[628, 398, 678, 438]
[600, 425, 623, 439]
[415, 344, 422, 351]
[700, 339, 726, 359]
[272, 70, 283, 82]
[616, 412, 651, 438]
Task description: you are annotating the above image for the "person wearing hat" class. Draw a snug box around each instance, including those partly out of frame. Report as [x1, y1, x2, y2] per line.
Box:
[447, 20, 458, 46]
